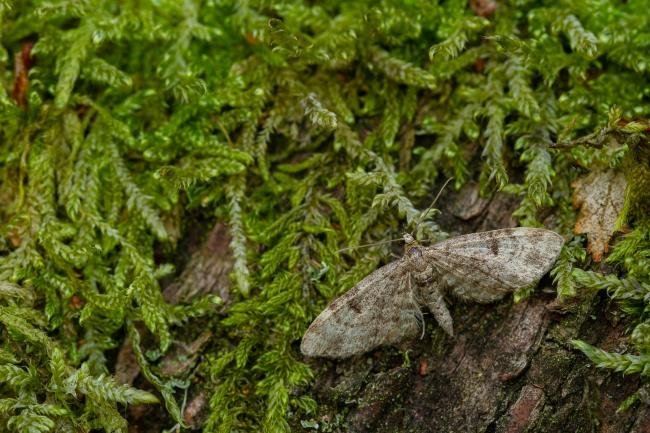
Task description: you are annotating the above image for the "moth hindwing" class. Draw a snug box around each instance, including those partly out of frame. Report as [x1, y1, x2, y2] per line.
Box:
[301, 227, 564, 358]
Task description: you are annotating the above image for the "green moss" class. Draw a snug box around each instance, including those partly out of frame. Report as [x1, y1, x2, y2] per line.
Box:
[0, 1, 648, 432]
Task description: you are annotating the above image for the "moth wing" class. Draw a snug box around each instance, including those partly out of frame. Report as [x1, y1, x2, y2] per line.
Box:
[424, 228, 564, 302]
[301, 259, 420, 358]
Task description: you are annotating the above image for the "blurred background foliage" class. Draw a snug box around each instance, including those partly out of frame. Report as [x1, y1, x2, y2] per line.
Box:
[0, 0, 648, 431]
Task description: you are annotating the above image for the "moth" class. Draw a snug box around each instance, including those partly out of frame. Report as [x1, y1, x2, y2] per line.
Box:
[301, 227, 564, 358]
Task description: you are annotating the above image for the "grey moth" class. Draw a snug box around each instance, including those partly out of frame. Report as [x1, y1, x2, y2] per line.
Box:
[301, 228, 564, 358]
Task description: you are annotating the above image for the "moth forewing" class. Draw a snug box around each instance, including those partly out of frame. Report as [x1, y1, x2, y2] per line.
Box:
[300, 259, 420, 358]
[424, 228, 564, 302]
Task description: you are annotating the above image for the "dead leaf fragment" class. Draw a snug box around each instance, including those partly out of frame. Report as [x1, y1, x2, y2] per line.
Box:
[183, 390, 208, 428]
[12, 40, 34, 109]
[8, 230, 21, 248]
[572, 169, 626, 262]
[470, 0, 497, 17]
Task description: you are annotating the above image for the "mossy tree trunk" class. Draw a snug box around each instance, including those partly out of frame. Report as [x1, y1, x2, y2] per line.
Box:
[122, 189, 649, 433]
[298, 191, 648, 433]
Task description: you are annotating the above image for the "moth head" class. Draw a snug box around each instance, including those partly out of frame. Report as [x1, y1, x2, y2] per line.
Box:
[403, 233, 415, 244]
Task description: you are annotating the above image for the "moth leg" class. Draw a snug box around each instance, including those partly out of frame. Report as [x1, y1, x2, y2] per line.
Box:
[424, 282, 454, 337]
[407, 275, 426, 339]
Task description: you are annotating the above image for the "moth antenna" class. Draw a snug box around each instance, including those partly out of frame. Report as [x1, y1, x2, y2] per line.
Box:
[337, 237, 403, 253]
[413, 177, 454, 233]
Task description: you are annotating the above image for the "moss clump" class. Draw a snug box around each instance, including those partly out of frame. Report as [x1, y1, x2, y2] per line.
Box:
[0, 1, 648, 431]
